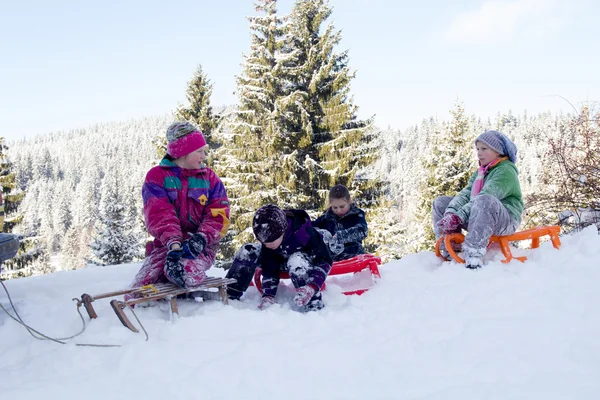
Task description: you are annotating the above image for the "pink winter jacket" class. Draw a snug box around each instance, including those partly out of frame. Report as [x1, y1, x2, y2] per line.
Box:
[142, 158, 230, 259]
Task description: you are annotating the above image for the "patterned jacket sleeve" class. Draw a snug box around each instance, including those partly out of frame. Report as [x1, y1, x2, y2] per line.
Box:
[142, 167, 182, 248]
[335, 213, 369, 244]
[196, 170, 231, 247]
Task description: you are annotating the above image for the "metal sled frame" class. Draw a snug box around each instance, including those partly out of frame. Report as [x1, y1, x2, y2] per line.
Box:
[79, 277, 237, 332]
[435, 225, 561, 264]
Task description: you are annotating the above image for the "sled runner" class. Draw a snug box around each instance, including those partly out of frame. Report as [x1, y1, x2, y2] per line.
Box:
[435, 225, 561, 264]
[79, 277, 236, 332]
[253, 254, 382, 296]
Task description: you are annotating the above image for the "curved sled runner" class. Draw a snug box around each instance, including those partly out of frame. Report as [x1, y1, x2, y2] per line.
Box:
[79, 277, 237, 332]
[435, 225, 561, 264]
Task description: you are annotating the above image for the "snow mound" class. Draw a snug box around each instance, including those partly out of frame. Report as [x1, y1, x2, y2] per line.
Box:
[1, 227, 600, 399]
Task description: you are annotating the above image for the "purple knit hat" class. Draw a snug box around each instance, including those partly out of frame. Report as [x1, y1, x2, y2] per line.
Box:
[166, 121, 207, 158]
[253, 204, 288, 243]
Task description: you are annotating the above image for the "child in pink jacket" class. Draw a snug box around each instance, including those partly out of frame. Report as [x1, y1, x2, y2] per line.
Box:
[127, 122, 230, 294]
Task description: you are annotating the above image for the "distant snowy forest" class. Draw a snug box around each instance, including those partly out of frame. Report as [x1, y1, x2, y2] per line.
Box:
[1, 0, 598, 278]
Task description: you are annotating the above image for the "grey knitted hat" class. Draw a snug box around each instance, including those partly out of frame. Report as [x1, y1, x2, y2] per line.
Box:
[474, 130, 518, 164]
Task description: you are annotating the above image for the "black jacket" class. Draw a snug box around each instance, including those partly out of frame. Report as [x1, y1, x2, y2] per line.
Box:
[312, 204, 368, 261]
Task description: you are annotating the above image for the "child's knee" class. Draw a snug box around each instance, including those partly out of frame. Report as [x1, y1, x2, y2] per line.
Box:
[472, 194, 502, 213]
[234, 243, 261, 262]
[288, 252, 310, 276]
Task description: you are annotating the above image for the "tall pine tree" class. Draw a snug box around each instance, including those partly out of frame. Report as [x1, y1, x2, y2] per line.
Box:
[89, 169, 141, 266]
[412, 102, 477, 251]
[286, 0, 383, 209]
[175, 64, 218, 144]
[224, 0, 290, 245]
[0, 137, 48, 277]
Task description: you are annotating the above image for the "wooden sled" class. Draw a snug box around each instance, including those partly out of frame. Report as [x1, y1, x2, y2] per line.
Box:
[435, 225, 561, 264]
[79, 277, 236, 332]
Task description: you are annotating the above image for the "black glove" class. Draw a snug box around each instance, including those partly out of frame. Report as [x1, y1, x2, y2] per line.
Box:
[164, 249, 186, 288]
[182, 234, 206, 259]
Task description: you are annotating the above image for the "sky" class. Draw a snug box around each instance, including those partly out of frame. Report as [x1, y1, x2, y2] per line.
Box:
[1, 0, 598, 142]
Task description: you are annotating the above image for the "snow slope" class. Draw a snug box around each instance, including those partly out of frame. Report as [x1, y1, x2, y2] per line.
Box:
[1, 227, 600, 400]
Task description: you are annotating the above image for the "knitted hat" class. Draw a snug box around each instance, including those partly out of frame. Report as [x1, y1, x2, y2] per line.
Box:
[253, 204, 288, 243]
[474, 130, 518, 164]
[166, 121, 207, 159]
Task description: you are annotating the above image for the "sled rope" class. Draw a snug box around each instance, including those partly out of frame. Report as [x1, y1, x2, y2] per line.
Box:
[1, 280, 124, 347]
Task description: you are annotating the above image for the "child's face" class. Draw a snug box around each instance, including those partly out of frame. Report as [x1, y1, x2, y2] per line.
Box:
[179, 145, 208, 169]
[476, 141, 501, 167]
[330, 198, 351, 217]
[263, 235, 284, 250]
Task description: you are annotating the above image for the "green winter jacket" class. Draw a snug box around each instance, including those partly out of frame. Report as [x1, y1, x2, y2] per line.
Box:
[445, 160, 523, 225]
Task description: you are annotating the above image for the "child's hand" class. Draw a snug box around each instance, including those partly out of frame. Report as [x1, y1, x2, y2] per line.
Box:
[164, 249, 186, 288]
[181, 233, 206, 259]
[329, 236, 344, 255]
[437, 213, 462, 234]
[258, 296, 275, 310]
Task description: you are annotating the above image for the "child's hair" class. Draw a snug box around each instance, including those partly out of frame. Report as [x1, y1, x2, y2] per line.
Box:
[329, 184, 351, 201]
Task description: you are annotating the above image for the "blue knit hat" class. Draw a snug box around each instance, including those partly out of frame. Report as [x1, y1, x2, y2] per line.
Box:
[474, 130, 518, 164]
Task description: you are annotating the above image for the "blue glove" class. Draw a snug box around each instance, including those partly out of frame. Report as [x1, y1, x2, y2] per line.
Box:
[164, 249, 186, 288]
[181, 234, 206, 260]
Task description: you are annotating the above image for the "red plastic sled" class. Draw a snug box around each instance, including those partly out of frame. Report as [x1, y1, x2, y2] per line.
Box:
[253, 254, 382, 296]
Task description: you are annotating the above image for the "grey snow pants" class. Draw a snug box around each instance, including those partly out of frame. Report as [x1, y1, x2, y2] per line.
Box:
[432, 194, 519, 264]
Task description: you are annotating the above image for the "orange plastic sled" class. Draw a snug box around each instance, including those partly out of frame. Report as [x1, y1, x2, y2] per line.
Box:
[435, 225, 561, 264]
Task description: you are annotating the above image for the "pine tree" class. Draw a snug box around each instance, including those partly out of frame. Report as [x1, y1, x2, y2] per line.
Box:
[0, 137, 25, 232]
[89, 170, 140, 266]
[222, 0, 290, 246]
[175, 64, 218, 144]
[0, 138, 48, 277]
[412, 102, 477, 251]
[286, 0, 384, 210]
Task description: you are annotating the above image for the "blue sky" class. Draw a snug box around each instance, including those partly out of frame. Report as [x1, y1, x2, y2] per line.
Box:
[1, 0, 598, 141]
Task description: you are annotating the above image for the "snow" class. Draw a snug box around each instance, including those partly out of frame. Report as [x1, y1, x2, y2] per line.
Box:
[2, 227, 600, 399]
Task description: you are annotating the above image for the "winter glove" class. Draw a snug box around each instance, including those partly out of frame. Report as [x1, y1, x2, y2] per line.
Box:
[315, 228, 344, 256]
[164, 249, 186, 288]
[181, 233, 206, 260]
[329, 234, 345, 255]
[258, 296, 276, 310]
[436, 213, 462, 234]
[293, 285, 317, 307]
[315, 228, 333, 244]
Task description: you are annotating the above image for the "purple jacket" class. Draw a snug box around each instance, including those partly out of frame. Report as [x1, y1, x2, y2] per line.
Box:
[260, 209, 332, 297]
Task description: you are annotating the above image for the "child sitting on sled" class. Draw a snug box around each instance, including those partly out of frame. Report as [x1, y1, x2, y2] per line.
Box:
[312, 184, 369, 262]
[433, 130, 523, 269]
[126, 122, 230, 298]
[225, 204, 332, 312]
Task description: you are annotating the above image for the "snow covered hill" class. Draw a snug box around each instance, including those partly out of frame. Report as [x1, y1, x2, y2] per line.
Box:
[2, 227, 600, 400]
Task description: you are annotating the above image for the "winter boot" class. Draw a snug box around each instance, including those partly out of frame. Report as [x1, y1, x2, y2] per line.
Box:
[464, 252, 483, 269]
[294, 285, 317, 307]
[303, 291, 325, 312]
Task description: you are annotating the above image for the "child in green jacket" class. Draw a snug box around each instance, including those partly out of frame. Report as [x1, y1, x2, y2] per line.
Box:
[432, 130, 523, 269]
